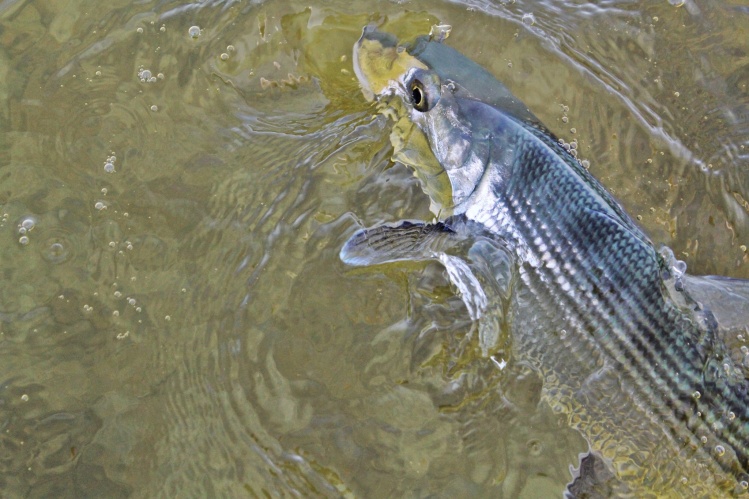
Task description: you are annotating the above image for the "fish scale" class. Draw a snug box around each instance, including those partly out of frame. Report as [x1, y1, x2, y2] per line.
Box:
[505, 123, 749, 480]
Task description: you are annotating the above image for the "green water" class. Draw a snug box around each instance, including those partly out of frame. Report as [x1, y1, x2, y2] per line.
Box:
[0, 0, 748, 496]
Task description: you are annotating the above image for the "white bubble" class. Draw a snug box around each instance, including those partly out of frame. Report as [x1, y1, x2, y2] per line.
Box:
[673, 259, 687, 276]
[21, 394, 29, 402]
[95, 201, 107, 210]
[136, 27, 144, 34]
[220, 52, 229, 61]
[21, 217, 36, 230]
[521, 13, 536, 26]
[104, 162, 115, 173]
[188, 26, 201, 38]
[150, 105, 158, 112]
[19, 235, 29, 245]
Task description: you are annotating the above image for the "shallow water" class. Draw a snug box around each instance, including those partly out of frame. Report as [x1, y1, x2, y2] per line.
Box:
[0, 0, 748, 496]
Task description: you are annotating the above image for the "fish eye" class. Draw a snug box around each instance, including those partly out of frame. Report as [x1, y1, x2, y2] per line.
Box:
[411, 80, 428, 111]
[406, 69, 441, 112]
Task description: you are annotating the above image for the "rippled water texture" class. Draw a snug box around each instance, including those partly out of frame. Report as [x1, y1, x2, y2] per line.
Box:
[0, 0, 748, 496]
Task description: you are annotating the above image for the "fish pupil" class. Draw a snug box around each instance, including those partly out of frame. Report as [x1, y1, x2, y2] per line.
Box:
[411, 83, 424, 108]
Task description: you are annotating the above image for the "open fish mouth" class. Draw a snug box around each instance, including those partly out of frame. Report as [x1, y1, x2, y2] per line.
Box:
[353, 26, 457, 214]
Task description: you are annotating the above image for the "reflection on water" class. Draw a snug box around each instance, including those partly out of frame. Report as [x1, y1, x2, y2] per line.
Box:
[0, 0, 747, 496]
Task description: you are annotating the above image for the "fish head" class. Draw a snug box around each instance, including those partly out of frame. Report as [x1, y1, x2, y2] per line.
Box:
[353, 25, 538, 216]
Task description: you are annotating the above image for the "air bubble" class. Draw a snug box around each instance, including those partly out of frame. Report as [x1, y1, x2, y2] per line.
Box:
[693, 391, 701, 399]
[521, 13, 536, 26]
[43, 241, 69, 263]
[21, 394, 29, 402]
[95, 201, 107, 211]
[19, 217, 36, 232]
[150, 105, 158, 112]
[104, 162, 115, 173]
[715, 445, 725, 457]
[188, 26, 201, 38]
[136, 27, 144, 34]
[220, 53, 229, 61]
[19, 236, 29, 245]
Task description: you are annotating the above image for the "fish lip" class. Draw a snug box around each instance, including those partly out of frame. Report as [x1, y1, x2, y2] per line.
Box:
[354, 25, 400, 102]
[359, 24, 399, 49]
[354, 26, 422, 103]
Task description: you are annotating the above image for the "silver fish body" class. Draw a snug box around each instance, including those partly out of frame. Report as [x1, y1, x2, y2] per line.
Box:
[343, 26, 749, 496]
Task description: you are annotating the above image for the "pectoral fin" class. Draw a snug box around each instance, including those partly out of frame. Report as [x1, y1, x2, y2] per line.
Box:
[340, 218, 463, 266]
[341, 217, 513, 356]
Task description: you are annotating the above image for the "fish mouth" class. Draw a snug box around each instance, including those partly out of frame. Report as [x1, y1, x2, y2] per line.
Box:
[353, 26, 456, 214]
[353, 25, 427, 102]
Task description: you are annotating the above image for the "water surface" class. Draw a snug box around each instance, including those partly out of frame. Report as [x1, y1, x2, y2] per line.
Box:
[1, 0, 748, 496]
